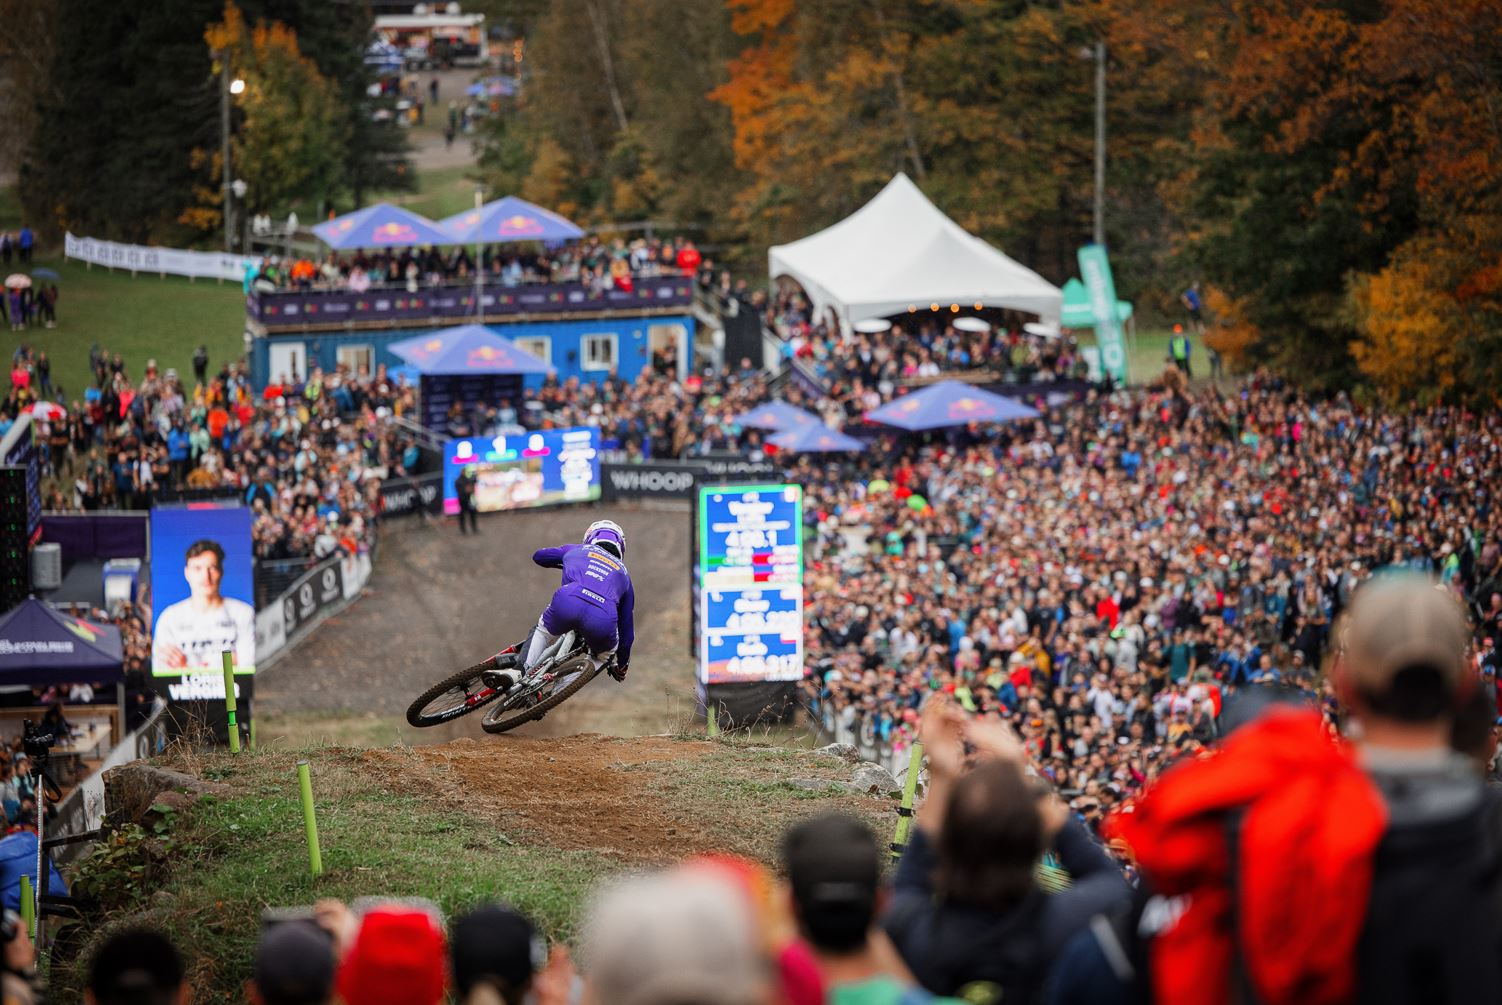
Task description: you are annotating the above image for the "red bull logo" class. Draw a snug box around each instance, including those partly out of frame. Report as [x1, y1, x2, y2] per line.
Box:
[372, 222, 419, 245]
[467, 345, 512, 367]
[947, 397, 991, 418]
[497, 214, 544, 237]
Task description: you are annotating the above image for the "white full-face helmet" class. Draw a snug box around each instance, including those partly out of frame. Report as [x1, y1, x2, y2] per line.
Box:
[585, 519, 626, 559]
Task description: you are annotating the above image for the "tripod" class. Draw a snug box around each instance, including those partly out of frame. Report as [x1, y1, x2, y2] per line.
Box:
[20, 721, 59, 945]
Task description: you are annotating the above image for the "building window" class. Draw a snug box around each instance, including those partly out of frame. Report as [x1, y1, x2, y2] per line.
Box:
[337, 343, 374, 379]
[581, 333, 617, 371]
[513, 335, 551, 364]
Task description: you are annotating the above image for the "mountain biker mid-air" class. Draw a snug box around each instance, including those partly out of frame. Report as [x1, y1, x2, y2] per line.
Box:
[484, 520, 633, 692]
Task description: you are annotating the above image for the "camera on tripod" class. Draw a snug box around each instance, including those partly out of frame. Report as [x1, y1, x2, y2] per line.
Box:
[21, 720, 53, 764]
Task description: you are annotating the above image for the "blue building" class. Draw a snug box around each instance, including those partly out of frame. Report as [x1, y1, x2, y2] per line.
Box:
[252, 314, 693, 389]
[247, 275, 696, 389]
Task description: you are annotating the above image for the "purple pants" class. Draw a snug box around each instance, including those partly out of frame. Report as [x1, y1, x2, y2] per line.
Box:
[541, 584, 619, 655]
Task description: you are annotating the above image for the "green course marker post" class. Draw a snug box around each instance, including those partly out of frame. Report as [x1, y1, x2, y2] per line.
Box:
[890, 740, 924, 863]
[297, 761, 324, 877]
[18, 875, 32, 939]
[222, 650, 241, 754]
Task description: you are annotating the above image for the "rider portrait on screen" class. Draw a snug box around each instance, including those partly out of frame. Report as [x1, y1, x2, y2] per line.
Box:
[487, 519, 634, 691]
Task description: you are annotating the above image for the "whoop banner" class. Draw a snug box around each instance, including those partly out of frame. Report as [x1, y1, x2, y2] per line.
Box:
[1077, 243, 1129, 385]
[601, 459, 777, 501]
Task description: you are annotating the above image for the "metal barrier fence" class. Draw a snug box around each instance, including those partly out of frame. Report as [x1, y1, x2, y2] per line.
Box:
[809, 700, 920, 784]
[254, 556, 317, 609]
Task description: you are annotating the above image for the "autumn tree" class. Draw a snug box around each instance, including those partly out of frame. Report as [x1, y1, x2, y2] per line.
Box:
[181, 2, 343, 236]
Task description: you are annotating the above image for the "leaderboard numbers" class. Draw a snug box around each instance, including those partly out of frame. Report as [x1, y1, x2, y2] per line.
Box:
[697, 484, 806, 685]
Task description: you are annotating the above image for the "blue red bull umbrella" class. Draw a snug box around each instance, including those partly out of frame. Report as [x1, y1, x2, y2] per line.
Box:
[864, 379, 1039, 431]
[313, 203, 455, 250]
[438, 196, 584, 244]
[770, 424, 866, 453]
[736, 400, 821, 431]
[388, 325, 551, 376]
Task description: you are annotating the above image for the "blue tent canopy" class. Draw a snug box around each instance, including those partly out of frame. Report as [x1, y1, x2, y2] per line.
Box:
[313, 203, 455, 250]
[736, 401, 820, 432]
[438, 196, 585, 245]
[388, 325, 552, 376]
[0, 599, 123, 685]
[864, 379, 1040, 431]
[770, 425, 866, 453]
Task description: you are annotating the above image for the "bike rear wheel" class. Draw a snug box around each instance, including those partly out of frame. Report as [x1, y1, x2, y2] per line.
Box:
[406, 658, 506, 727]
[481, 654, 603, 734]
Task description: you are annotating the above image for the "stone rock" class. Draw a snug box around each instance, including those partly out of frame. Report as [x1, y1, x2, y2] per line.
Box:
[852, 763, 900, 796]
[789, 777, 861, 794]
[814, 743, 860, 763]
[104, 762, 231, 829]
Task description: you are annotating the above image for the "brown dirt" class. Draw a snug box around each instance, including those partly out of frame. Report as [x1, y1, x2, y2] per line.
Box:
[255, 501, 698, 743]
[355, 733, 889, 866]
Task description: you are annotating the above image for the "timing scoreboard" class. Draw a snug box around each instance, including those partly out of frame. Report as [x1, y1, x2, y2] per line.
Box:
[696, 484, 804, 685]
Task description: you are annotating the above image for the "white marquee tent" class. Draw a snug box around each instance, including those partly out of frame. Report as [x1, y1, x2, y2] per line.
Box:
[768, 173, 1062, 329]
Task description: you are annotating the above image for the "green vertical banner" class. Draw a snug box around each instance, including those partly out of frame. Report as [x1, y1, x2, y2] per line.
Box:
[1077, 244, 1129, 385]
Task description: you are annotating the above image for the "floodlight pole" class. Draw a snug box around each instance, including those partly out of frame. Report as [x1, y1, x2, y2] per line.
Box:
[220, 51, 233, 252]
[1093, 41, 1106, 247]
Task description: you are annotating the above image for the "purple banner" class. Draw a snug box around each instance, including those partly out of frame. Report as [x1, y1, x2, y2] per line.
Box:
[40, 514, 149, 564]
[248, 275, 693, 330]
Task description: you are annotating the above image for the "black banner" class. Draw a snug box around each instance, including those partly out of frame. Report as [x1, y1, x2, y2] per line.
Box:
[601, 459, 777, 500]
[379, 471, 444, 518]
[281, 559, 344, 638]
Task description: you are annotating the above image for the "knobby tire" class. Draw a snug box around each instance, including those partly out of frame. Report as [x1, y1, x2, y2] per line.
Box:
[406, 659, 503, 727]
[481, 658, 603, 734]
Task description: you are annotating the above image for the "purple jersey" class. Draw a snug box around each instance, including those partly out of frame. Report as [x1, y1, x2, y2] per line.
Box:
[533, 543, 635, 664]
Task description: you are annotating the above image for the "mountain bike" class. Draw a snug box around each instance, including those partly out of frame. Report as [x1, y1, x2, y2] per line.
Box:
[405, 630, 610, 735]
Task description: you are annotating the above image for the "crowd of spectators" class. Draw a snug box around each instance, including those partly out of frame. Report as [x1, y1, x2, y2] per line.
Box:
[69, 590, 1501, 1005]
[16, 344, 420, 564]
[757, 285, 1090, 408]
[794, 374, 1502, 812]
[252, 234, 704, 298]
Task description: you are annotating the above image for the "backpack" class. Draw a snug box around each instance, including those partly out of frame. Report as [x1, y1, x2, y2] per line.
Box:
[1354, 786, 1502, 1005]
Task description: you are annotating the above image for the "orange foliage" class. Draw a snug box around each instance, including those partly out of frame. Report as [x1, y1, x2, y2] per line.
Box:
[1349, 238, 1463, 406]
[1202, 285, 1259, 368]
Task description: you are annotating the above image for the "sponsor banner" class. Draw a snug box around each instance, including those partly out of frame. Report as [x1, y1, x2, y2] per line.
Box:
[281, 558, 345, 639]
[65, 232, 260, 281]
[601, 459, 777, 501]
[255, 603, 286, 659]
[248, 275, 693, 328]
[379, 471, 445, 518]
[150, 506, 256, 676]
[443, 427, 601, 514]
[1077, 244, 1129, 384]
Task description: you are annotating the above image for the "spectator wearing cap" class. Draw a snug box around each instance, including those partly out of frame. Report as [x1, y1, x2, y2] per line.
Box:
[784, 813, 962, 1005]
[333, 902, 447, 1005]
[248, 920, 336, 1005]
[450, 902, 555, 1005]
[85, 928, 190, 1005]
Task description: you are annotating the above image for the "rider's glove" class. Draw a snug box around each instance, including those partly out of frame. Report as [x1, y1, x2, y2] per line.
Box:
[610, 663, 629, 682]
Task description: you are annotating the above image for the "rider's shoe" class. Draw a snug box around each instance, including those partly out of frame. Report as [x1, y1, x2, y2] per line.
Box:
[482, 643, 523, 691]
[482, 666, 519, 692]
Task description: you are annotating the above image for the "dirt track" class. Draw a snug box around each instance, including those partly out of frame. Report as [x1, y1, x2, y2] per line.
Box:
[254, 502, 699, 741]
